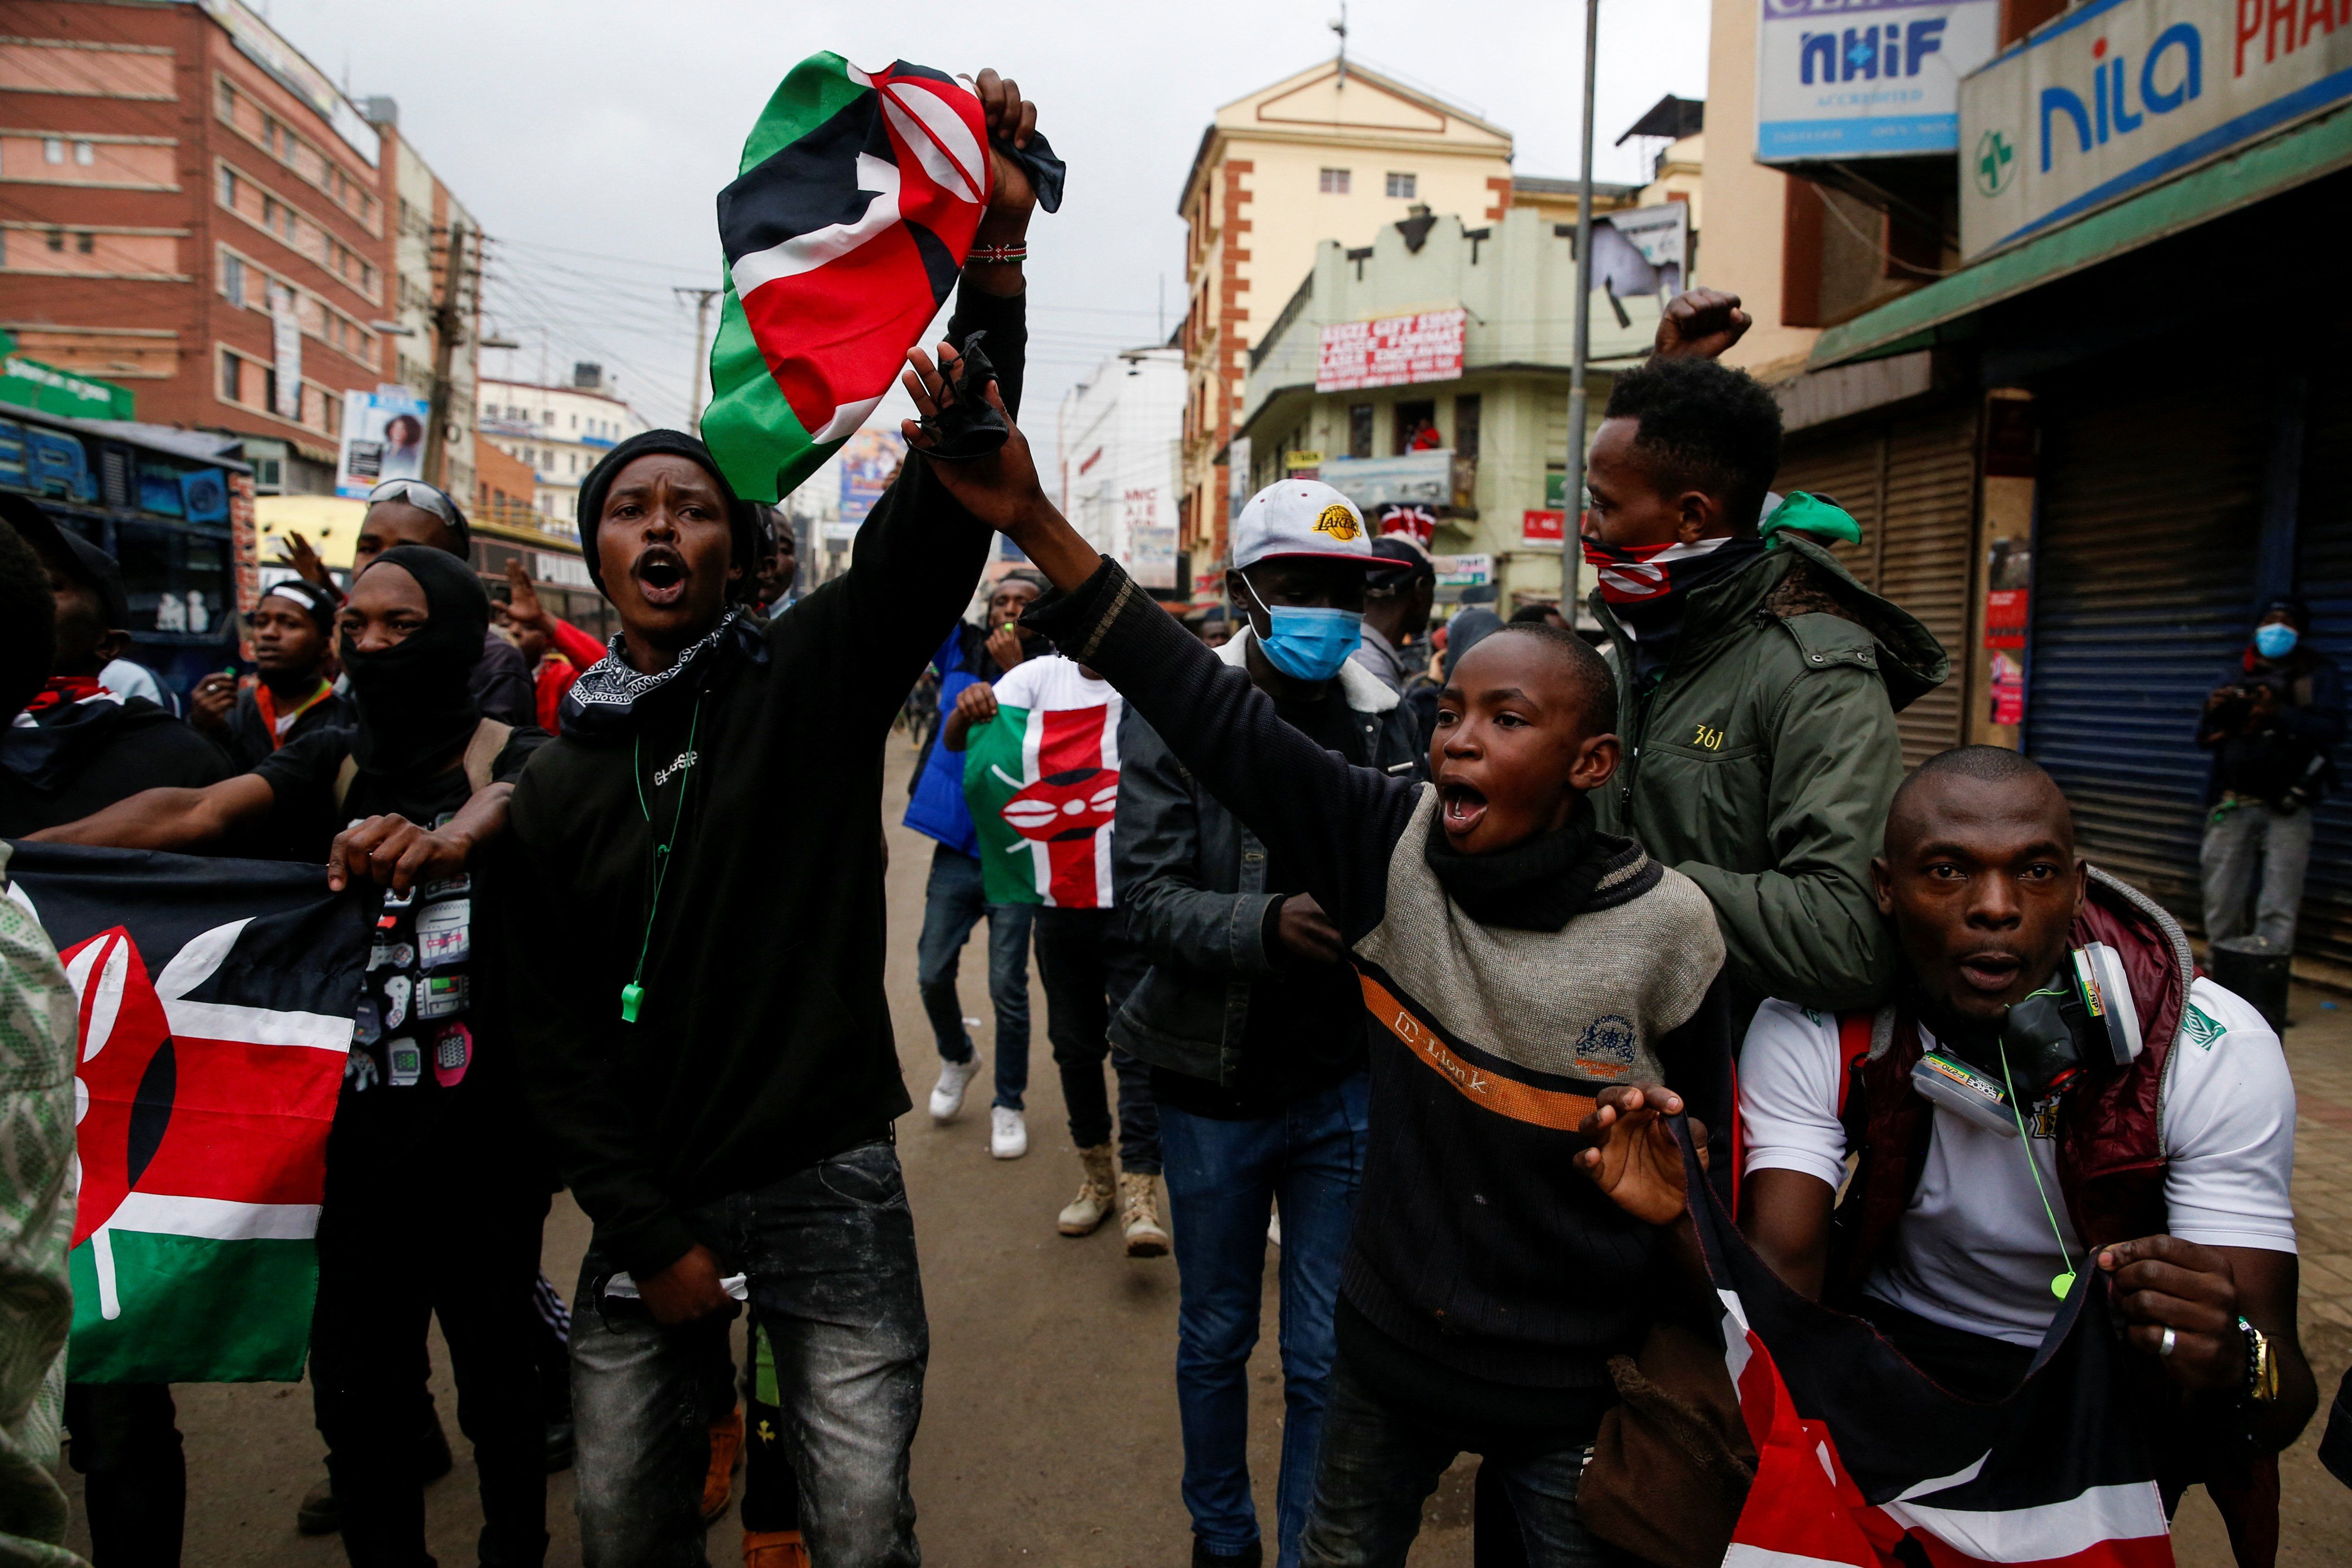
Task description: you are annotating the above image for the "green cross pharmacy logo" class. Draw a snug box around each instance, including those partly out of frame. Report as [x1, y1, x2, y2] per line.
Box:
[1975, 129, 2017, 197]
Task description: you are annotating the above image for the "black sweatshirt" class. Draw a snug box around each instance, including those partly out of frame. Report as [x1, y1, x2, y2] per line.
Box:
[1034, 559, 1734, 1394]
[495, 289, 1018, 1278]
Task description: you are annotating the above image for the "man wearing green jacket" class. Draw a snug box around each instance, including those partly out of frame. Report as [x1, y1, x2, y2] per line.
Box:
[1579, 353, 1948, 1017]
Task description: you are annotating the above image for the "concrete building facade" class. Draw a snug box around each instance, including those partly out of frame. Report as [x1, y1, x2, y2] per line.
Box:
[1055, 345, 1186, 593]
[478, 365, 647, 536]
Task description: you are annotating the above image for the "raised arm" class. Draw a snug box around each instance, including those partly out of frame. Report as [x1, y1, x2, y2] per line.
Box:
[905, 369, 1418, 940]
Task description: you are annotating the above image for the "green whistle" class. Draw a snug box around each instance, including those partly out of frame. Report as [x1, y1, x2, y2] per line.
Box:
[621, 982, 644, 1023]
[2050, 1270, 2076, 1300]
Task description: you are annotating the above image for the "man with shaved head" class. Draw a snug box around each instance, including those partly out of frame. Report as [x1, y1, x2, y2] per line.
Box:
[1721, 747, 2310, 1537]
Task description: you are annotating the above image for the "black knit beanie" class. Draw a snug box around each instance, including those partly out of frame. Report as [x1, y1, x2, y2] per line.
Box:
[576, 429, 759, 596]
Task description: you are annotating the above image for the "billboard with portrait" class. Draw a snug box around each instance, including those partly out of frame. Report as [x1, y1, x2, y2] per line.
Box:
[334, 389, 430, 499]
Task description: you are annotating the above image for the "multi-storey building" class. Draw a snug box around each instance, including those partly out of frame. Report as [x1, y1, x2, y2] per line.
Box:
[1055, 346, 1186, 596]
[477, 364, 647, 535]
[0, 1, 479, 497]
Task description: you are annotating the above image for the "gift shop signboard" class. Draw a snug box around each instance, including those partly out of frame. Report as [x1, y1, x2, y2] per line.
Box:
[1960, 0, 2352, 259]
[1316, 310, 1466, 394]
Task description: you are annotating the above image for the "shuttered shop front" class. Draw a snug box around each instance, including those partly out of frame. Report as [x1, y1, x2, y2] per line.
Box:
[2285, 361, 2352, 972]
[1775, 402, 1976, 767]
[2023, 371, 2265, 921]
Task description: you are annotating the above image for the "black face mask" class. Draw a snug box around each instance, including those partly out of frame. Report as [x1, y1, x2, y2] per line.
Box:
[341, 545, 488, 777]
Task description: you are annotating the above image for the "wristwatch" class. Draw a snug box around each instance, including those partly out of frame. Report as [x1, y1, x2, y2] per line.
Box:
[2238, 1316, 2278, 1404]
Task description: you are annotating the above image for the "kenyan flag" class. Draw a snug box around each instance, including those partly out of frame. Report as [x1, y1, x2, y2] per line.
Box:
[6, 845, 367, 1383]
[702, 53, 994, 503]
[963, 681, 1123, 909]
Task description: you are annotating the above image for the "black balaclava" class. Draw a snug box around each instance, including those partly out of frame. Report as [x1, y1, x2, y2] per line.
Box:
[343, 545, 488, 777]
[576, 430, 759, 597]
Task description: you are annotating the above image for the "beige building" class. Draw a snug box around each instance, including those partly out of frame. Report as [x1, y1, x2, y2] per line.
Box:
[1174, 59, 1515, 587]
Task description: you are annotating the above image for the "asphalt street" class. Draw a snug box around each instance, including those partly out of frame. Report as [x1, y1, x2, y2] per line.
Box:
[53, 732, 2351, 1565]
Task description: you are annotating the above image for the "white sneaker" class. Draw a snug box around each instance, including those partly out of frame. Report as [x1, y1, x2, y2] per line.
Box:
[990, 1106, 1028, 1159]
[1268, 1203, 1282, 1249]
[928, 1053, 981, 1123]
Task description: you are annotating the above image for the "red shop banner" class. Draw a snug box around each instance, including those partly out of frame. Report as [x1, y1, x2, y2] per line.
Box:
[1316, 308, 1467, 394]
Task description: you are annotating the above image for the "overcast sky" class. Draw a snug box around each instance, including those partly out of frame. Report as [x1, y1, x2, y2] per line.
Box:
[267, 0, 1712, 477]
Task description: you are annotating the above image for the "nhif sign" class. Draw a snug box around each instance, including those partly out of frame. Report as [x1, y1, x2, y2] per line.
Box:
[1756, 0, 2003, 162]
[1960, 0, 2352, 258]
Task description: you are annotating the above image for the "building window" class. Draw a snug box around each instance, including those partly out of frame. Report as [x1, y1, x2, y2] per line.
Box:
[76, 231, 94, 255]
[43, 138, 64, 165]
[1319, 168, 1350, 195]
[220, 348, 241, 402]
[1348, 404, 1374, 460]
[46, 228, 63, 253]
[1453, 393, 1481, 459]
[218, 166, 235, 208]
[217, 80, 235, 121]
[74, 141, 94, 167]
[1386, 172, 1417, 199]
[262, 366, 278, 413]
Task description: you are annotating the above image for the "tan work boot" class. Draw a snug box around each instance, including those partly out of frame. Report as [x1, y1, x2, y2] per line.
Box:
[1121, 1171, 1171, 1258]
[744, 1528, 812, 1568]
[1058, 1143, 1116, 1235]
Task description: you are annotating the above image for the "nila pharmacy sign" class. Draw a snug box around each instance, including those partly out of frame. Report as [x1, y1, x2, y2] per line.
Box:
[1756, 0, 2003, 161]
[1961, 0, 2352, 258]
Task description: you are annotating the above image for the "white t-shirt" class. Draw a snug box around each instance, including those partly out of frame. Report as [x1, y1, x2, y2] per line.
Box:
[1739, 978, 2298, 1347]
[986, 656, 1122, 910]
[993, 655, 1115, 716]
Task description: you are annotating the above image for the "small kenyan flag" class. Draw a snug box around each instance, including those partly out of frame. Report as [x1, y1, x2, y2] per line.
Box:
[702, 54, 994, 503]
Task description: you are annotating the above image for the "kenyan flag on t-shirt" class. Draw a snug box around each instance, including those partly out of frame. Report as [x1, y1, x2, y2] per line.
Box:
[963, 657, 1122, 909]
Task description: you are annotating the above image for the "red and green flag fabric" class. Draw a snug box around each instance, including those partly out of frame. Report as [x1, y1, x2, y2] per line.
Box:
[962, 657, 1124, 909]
[703, 54, 995, 503]
[6, 845, 367, 1384]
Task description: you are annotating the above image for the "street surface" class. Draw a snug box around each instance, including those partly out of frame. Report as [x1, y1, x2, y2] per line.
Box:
[53, 735, 2351, 1565]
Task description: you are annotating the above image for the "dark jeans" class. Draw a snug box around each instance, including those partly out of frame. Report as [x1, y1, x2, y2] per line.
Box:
[1158, 1071, 1370, 1568]
[1031, 905, 1160, 1171]
[64, 1381, 184, 1567]
[571, 1139, 927, 1567]
[741, 1317, 803, 1535]
[914, 845, 1035, 1109]
[1299, 1356, 1622, 1568]
[310, 1178, 552, 1568]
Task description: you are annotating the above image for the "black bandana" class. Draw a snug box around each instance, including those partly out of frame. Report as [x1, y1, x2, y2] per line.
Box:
[341, 546, 487, 778]
[559, 607, 766, 741]
[1607, 534, 1768, 687]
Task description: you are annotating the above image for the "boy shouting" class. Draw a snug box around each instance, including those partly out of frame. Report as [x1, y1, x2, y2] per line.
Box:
[905, 362, 1734, 1567]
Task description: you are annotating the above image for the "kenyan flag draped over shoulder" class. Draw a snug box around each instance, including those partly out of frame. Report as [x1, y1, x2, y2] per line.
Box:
[963, 662, 1123, 909]
[5, 844, 368, 1383]
[703, 54, 993, 503]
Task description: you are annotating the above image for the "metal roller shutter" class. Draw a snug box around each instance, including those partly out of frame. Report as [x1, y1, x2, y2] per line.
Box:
[2287, 365, 2352, 971]
[1777, 404, 1976, 765]
[2024, 376, 2266, 920]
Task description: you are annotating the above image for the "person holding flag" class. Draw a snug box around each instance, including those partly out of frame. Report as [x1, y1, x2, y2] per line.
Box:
[1574, 746, 2313, 1568]
[32, 544, 556, 1568]
[947, 643, 1166, 1251]
[490, 61, 1056, 1566]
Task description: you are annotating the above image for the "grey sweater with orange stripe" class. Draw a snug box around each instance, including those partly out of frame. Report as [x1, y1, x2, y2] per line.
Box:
[1034, 560, 1737, 1391]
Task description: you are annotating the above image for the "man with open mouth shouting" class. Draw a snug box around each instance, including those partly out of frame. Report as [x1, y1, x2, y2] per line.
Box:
[491, 67, 1046, 1568]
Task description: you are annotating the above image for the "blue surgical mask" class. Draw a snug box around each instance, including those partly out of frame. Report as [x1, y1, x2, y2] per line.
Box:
[1241, 578, 1362, 682]
[2255, 623, 2299, 659]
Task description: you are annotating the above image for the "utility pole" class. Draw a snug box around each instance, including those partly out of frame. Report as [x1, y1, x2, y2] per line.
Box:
[1562, 0, 1601, 611]
[423, 220, 469, 492]
[676, 287, 721, 431]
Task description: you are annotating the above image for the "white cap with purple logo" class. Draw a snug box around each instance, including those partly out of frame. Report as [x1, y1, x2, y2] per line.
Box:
[1230, 481, 1372, 570]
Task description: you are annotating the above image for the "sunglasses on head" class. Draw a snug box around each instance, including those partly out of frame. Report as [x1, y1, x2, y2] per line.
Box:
[365, 479, 462, 528]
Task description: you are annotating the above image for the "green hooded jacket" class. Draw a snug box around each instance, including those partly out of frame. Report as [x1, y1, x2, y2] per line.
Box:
[1589, 533, 1949, 1016]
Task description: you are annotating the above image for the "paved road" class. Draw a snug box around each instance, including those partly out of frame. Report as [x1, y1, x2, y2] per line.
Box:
[54, 738, 2352, 1564]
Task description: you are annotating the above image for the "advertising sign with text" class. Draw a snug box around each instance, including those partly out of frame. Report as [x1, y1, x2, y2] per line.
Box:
[1757, 0, 2002, 161]
[1316, 309, 1467, 394]
[1960, 0, 2352, 258]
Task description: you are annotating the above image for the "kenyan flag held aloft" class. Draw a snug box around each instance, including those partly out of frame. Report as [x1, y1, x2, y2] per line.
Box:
[702, 54, 995, 504]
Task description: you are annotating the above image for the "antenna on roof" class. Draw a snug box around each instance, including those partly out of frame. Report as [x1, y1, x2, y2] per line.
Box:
[1331, 1, 1349, 85]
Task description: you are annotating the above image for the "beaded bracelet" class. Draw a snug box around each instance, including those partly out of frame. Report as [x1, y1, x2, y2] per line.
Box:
[969, 243, 1028, 264]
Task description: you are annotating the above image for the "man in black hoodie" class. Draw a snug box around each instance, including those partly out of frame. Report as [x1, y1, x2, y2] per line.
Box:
[493, 71, 1051, 1566]
[0, 496, 230, 836]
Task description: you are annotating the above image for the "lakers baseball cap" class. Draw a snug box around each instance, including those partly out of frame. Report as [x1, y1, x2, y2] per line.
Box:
[1230, 480, 1372, 570]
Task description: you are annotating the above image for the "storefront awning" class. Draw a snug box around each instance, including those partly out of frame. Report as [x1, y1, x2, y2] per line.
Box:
[1809, 101, 2352, 371]
[0, 329, 136, 421]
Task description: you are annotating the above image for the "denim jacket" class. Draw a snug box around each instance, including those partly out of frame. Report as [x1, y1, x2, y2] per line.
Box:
[1108, 627, 1424, 1085]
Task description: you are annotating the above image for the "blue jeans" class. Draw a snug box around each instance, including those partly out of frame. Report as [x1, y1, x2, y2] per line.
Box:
[914, 844, 1035, 1109]
[569, 1140, 927, 1567]
[1158, 1071, 1371, 1567]
[1298, 1356, 1621, 1568]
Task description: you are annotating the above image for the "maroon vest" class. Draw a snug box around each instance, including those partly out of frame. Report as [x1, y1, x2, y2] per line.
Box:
[1827, 869, 2276, 1568]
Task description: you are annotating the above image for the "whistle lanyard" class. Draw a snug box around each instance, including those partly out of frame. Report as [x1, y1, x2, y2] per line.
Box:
[1997, 1005, 2079, 1301]
[621, 693, 703, 1023]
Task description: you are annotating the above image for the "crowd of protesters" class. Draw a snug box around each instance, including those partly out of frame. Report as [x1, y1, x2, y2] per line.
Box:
[0, 69, 2346, 1568]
